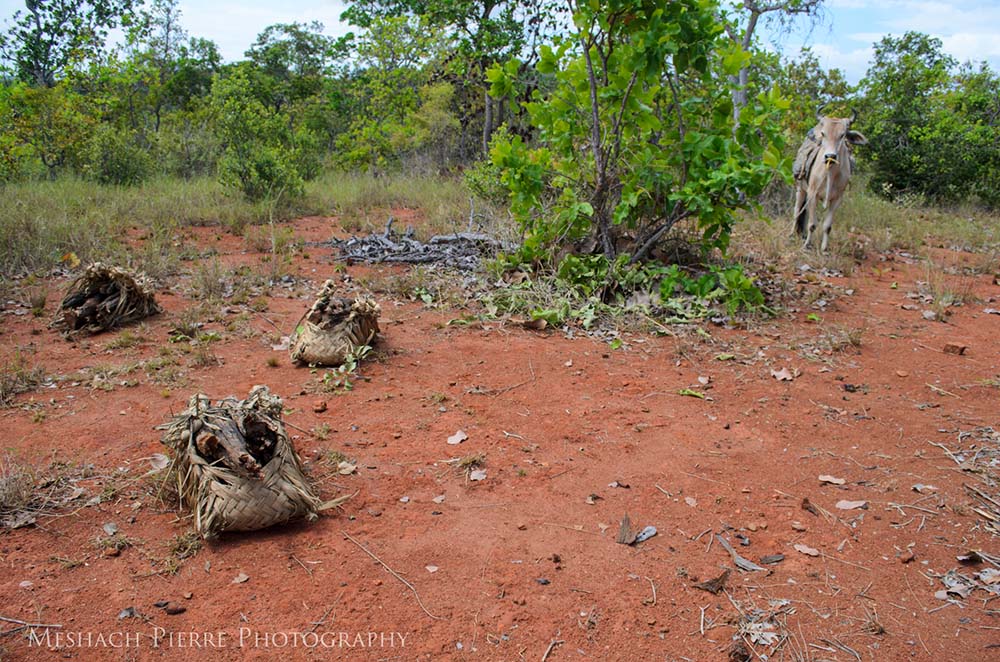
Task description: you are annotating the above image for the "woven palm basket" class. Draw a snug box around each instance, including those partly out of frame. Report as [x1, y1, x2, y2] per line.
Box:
[51, 262, 161, 335]
[160, 386, 323, 538]
[290, 281, 380, 366]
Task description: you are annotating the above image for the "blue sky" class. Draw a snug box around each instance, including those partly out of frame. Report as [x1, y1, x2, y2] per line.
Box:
[1, 0, 998, 83]
[765, 0, 1000, 82]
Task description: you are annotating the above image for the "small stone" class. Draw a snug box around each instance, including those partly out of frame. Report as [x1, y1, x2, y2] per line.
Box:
[899, 550, 916, 564]
[104, 546, 121, 558]
[183, 592, 193, 600]
[921, 310, 937, 321]
[399, 496, 410, 504]
[517, 523, 527, 531]
[164, 603, 186, 615]
[313, 401, 328, 413]
[536, 578, 550, 585]
[791, 521, 807, 532]
[943, 342, 967, 355]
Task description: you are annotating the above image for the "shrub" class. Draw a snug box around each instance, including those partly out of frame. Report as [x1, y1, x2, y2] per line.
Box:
[488, 1, 787, 276]
[87, 125, 154, 186]
[157, 112, 221, 179]
[210, 66, 304, 202]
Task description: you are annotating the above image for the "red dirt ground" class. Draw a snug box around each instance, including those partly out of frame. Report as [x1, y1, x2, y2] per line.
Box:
[2, 215, 1000, 661]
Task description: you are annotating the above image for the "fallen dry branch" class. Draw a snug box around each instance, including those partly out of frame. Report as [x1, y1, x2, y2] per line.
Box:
[327, 218, 514, 271]
[0, 615, 63, 636]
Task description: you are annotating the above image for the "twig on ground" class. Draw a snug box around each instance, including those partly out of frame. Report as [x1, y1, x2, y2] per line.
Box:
[342, 531, 444, 621]
[541, 638, 564, 662]
[291, 554, 314, 579]
[682, 471, 726, 486]
[306, 601, 337, 634]
[928, 441, 962, 465]
[820, 637, 861, 662]
[0, 616, 62, 629]
[643, 576, 657, 606]
[543, 523, 598, 535]
[926, 383, 960, 398]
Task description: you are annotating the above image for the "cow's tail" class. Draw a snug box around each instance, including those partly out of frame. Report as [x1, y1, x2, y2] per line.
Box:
[794, 193, 808, 238]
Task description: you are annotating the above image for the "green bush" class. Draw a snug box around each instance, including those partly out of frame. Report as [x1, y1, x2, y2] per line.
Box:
[211, 66, 304, 202]
[87, 125, 154, 186]
[859, 33, 1000, 206]
[292, 126, 324, 182]
[218, 143, 303, 202]
[157, 112, 221, 179]
[488, 1, 787, 273]
[463, 126, 512, 206]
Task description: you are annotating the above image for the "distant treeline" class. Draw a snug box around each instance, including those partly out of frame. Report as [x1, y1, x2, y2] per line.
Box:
[0, 0, 997, 209]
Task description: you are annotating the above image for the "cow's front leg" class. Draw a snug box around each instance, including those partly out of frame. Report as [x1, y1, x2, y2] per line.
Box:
[819, 198, 843, 252]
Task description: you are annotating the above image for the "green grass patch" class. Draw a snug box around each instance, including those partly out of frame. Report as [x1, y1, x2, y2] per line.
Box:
[0, 171, 499, 279]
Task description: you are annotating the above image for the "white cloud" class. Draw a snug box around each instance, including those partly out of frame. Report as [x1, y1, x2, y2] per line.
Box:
[179, 1, 351, 61]
[810, 42, 874, 75]
[881, 1, 1000, 35]
[941, 32, 1000, 62]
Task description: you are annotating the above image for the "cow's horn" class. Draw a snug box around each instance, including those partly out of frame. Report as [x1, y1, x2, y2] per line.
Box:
[849, 107, 857, 123]
[816, 103, 827, 121]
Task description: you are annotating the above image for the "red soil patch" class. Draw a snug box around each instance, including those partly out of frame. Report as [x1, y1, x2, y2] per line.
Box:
[2, 216, 999, 661]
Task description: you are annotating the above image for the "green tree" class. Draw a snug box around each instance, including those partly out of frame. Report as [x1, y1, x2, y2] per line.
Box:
[0, 0, 138, 87]
[210, 64, 304, 202]
[859, 32, 966, 201]
[489, 0, 787, 271]
[342, 0, 557, 155]
[4, 82, 93, 178]
[718, 0, 824, 123]
[336, 13, 449, 168]
[773, 47, 853, 139]
[245, 21, 350, 114]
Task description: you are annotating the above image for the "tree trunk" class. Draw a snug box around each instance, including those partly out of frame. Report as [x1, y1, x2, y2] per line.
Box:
[731, 11, 759, 127]
[482, 90, 494, 156]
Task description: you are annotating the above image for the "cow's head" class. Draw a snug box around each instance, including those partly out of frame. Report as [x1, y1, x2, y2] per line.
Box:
[815, 105, 867, 167]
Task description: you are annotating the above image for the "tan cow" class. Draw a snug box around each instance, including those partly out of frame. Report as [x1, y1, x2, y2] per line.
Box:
[793, 106, 867, 252]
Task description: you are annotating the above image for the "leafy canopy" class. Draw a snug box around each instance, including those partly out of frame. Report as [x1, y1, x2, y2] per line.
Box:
[488, 0, 788, 273]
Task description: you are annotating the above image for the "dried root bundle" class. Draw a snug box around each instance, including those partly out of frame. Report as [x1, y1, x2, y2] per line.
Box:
[51, 263, 161, 335]
[160, 386, 322, 538]
[290, 281, 380, 366]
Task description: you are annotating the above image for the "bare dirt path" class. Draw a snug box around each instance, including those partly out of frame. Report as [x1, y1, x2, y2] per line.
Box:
[2, 216, 999, 661]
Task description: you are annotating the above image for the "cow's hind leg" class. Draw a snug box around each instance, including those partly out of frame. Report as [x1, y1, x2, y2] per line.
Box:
[793, 188, 808, 238]
[803, 195, 819, 249]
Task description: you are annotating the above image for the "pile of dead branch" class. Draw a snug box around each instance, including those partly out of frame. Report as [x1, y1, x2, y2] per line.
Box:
[934, 426, 1000, 535]
[159, 386, 328, 538]
[0, 456, 87, 530]
[290, 281, 380, 366]
[328, 219, 515, 271]
[50, 263, 161, 335]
